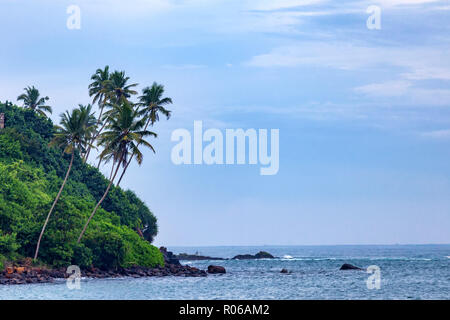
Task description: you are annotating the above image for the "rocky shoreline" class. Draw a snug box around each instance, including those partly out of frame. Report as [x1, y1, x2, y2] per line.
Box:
[0, 247, 208, 286]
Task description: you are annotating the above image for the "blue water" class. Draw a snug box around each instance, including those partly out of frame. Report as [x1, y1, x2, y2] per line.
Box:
[0, 245, 449, 300]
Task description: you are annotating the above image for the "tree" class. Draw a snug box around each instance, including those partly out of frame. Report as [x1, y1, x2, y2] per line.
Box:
[108, 71, 138, 104]
[17, 86, 52, 117]
[34, 104, 96, 260]
[77, 101, 156, 243]
[84, 66, 111, 162]
[93, 70, 138, 168]
[116, 83, 172, 186]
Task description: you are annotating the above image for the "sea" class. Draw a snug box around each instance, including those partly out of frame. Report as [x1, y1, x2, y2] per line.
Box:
[0, 245, 449, 300]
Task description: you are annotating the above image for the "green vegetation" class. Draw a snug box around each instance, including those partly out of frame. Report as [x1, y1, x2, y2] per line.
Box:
[0, 68, 172, 270]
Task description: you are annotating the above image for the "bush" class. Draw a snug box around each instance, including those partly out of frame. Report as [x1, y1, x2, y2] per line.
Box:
[72, 243, 93, 269]
[84, 232, 126, 270]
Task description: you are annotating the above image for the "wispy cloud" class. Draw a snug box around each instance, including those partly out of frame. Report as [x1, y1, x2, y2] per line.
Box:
[421, 129, 450, 139]
[355, 81, 412, 97]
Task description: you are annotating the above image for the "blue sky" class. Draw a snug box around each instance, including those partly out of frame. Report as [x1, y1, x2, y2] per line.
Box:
[1, 0, 450, 245]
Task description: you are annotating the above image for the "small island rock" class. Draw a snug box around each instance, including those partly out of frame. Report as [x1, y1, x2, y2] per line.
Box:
[232, 251, 275, 260]
[339, 263, 363, 270]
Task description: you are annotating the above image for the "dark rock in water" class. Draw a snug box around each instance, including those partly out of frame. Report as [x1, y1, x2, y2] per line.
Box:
[280, 268, 289, 274]
[340, 263, 363, 270]
[255, 251, 275, 259]
[159, 247, 181, 265]
[207, 265, 226, 274]
[232, 251, 275, 260]
[175, 253, 225, 261]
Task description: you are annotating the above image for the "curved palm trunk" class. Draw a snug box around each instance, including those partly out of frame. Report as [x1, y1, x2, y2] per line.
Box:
[34, 150, 75, 260]
[116, 119, 151, 187]
[84, 101, 106, 163]
[77, 155, 123, 243]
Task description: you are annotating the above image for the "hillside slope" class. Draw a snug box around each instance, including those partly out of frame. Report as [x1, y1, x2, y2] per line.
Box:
[0, 102, 163, 269]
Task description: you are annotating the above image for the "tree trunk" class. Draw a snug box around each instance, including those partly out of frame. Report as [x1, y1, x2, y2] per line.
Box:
[116, 119, 151, 187]
[83, 101, 106, 163]
[77, 154, 123, 243]
[34, 150, 75, 261]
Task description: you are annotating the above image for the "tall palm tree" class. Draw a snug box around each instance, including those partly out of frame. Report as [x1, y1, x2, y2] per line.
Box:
[84, 66, 111, 162]
[91, 70, 138, 167]
[77, 101, 156, 243]
[34, 104, 96, 260]
[116, 83, 172, 186]
[17, 86, 52, 117]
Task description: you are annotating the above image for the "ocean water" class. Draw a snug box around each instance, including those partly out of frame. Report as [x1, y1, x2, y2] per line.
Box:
[0, 245, 449, 300]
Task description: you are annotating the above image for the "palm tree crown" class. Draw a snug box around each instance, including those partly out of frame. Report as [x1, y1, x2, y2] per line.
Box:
[17, 86, 52, 117]
[52, 104, 97, 156]
[108, 71, 138, 104]
[98, 101, 156, 167]
[138, 82, 172, 126]
[89, 65, 111, 106]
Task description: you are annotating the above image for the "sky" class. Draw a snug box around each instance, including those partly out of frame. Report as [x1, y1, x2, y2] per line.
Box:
[0, 0, 449, 246]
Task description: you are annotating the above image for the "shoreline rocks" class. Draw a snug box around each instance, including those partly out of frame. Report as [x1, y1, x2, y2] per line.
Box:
[160, 246, 181, 265]
[0, 247, 208, 286]
[0, 264, 208, 285]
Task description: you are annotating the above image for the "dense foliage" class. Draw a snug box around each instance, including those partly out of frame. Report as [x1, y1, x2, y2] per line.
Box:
[0, 102, 162, 270]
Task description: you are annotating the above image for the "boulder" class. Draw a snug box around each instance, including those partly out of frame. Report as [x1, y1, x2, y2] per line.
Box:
[207, 265, 226, 274]
[340, 263, 363, 270]
[280, 268, 289, 274]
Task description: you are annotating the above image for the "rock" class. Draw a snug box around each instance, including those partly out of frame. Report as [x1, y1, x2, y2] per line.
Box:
[159, 247, 181, 265]
[255, 251, 275, 259]
[340, 263, 363, 270]
[207, 265, 226, 274]
[280, 268, 289, 274]
[232, 251, 275, 260]
[15, 267, 25, 274]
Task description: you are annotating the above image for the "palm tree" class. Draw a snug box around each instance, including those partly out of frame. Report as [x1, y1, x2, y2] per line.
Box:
[90, 70, 138, 166]
[108, 70, 138, 104]
[116, 83, 172, 186]
[34, 104, 96, 260]
[77, 101, 156, 243]
[84, 66, 111, 162]
[17, 86, 52, 117]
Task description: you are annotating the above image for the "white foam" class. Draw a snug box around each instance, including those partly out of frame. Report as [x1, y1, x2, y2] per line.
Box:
[283, 255, 293, 259]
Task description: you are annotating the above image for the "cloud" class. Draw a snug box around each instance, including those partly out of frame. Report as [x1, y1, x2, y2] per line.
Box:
[246, 42, 450, 80]
[421, 129, 450, 139]
[251, 0, 326, 11]
[373, 0, 443, 7]
[355, 81, 412, 97]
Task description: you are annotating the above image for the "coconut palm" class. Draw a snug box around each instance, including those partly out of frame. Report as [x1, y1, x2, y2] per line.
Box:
[116, 83, 172, 186]
[77, 101, 156, 243]
[108, 70, 138, 104]
[17, 86, 52, 117]
[34, 104, 96, 260]
[84, 66, 111, 162]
